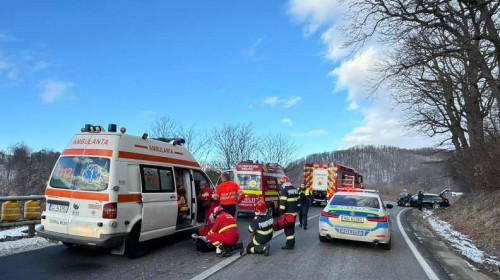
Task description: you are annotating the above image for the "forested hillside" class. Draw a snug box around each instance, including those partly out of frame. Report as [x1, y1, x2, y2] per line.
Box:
[285, 145, 453, 194]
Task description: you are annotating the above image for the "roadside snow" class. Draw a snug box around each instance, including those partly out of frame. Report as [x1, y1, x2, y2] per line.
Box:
[423, 209, 500, 267]
[0, 226, 58, 257]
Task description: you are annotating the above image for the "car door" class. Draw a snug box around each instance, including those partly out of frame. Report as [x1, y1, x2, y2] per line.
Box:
[140, 165, 177, 240]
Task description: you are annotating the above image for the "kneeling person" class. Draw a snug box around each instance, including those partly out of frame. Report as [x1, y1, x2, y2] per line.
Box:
[207, 206, 243, 257]
[247, 200, 273, 256]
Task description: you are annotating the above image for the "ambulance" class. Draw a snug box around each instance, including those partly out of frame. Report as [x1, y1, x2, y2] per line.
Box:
[303, 162, 363, 206]
[36, 124, 213, 257]
[217, 160, 286, 216]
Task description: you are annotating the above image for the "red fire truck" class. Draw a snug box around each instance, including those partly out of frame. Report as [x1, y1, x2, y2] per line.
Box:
[217, 160, 286, 216]
[303, 162, 363, 206]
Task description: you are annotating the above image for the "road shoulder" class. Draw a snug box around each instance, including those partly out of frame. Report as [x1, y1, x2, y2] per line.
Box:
[406, 208, 493, 280]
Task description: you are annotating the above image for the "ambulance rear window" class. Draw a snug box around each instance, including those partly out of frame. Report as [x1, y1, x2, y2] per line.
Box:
[50, 156, 110, 191]
[237, 174, 260, 190]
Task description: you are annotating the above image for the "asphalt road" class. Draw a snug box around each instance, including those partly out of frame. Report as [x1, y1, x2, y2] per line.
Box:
[209, 206, 431, 280]
[0, 206, 438, 280]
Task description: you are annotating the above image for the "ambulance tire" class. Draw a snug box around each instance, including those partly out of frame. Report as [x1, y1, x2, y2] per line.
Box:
[62, 242, 84, 249]
[126, 223, 147, 258]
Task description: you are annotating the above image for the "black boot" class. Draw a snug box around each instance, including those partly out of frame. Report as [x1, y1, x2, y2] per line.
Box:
[233, 242, 244, 255]
[282, 239, 295, 250]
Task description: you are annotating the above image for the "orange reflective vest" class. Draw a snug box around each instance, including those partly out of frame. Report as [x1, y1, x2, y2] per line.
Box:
[213, 181, 244, 205]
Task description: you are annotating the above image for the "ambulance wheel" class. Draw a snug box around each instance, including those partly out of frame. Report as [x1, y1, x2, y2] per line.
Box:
[62, 242, 84, 249]
[126, 224, 147, 258]
[319, 234, 328, 243]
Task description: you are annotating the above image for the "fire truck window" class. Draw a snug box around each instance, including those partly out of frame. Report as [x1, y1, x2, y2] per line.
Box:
[159, 168, 175, 192]
[237, 174, 260, 190]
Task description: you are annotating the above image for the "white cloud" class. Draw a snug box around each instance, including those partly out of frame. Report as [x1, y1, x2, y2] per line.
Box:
[330, 47, 378, 110]
[283, 96, 302, 108]
[287, 0, 342, 36]
[321, 26, 349, 62]
[292, 129, 328, 138]
[282, 118, 293, 126]
[263, 96, 280, 107]
[39, 80, 74, 104]
[341, 94, 434, 148]
[248, 36, 265, 57]
[0, 32, 17, 42]
[262, 96, 302, 108]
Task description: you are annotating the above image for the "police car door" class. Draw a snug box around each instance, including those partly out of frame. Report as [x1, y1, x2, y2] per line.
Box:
[140, 165, 177, 239]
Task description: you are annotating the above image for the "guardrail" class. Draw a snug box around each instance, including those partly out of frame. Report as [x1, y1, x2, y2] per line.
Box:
[0, 195, 45, 237]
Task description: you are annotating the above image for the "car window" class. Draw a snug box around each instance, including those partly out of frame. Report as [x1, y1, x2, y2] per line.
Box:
[330, 194, 380, 208]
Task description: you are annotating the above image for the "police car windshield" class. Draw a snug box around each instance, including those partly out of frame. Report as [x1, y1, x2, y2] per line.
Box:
[49, 156, 110, 191]
[329, 194, 380, 209]
[237, 174, 261, 190]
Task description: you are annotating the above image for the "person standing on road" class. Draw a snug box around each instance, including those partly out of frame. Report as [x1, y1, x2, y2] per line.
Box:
[417, 190, 424, 211]
[279, 176, 299, 250]
[213, 172, 244, 217]
[298, 183, 313, 230]
[247, 200, 273, 256]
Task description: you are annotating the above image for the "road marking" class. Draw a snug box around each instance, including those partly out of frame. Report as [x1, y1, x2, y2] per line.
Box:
[191, 213, 320, 280]
[397, 208, 439, 280]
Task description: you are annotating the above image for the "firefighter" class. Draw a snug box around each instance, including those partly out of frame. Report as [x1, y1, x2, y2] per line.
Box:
[279, 176, 299, 250]
[213, 172, 244, 217]
[207, 205, 244, 257]
[247, 200, 273, 256]
[298, 183, 313, 230]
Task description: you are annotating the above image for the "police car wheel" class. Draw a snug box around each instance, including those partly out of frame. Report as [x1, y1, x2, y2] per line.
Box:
[126, 224, 147, 258]
[319, 234, 328, 243]
[381, 239, 391, 250]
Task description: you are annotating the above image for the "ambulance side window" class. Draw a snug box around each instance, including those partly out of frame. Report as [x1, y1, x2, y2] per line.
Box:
[140, 165, 175, 193]
[159, 169, 175, 192]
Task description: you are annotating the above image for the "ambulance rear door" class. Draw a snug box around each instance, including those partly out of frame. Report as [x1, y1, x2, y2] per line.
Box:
[139, 165, 177, 240]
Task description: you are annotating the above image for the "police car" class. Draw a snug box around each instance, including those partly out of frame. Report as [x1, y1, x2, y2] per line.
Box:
[318, 188, 393, 249]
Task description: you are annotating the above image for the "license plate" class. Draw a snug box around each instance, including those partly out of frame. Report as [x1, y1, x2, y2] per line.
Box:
[338, 228, 365, 236]
[341, 215, 364, 223]
[49, 204, 68, 213]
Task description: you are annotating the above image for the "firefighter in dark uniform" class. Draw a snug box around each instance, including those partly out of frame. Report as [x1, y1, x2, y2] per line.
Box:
[247, 200, 273, 256]
[298, 183, 313, 230]
[279, 176, 299, 250]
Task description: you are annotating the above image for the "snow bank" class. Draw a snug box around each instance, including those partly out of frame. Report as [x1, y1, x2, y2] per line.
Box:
[423, 209, 500, 267]
[0, 226, 58, 257]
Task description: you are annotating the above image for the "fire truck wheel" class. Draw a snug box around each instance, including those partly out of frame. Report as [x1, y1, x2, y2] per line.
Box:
[126, 223, 147, 258]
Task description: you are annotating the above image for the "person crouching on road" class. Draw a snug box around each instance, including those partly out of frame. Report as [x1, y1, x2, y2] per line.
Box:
[279, 176, 299, 250]
[213, 172, 244, 217]
[247, 200, 273, 256]
[298, 183, 313, 230]
[207, 205, 244, 257]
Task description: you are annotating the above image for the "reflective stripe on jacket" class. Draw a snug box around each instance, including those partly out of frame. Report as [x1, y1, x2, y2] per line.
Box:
[248, 212, 273, 245]
[279, 183, 299, 215]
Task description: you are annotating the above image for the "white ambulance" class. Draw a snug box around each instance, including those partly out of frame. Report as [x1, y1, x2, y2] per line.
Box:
[37, 124, 213, 257]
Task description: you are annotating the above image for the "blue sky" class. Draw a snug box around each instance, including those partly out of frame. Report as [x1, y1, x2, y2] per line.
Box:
[0, 1, 433, 159]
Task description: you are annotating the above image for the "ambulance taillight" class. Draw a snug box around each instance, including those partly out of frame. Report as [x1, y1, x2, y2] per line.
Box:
[103, 203, 117, 219]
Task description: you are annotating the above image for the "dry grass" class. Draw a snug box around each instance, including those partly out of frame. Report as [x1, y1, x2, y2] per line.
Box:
[435, 190, 500, 274]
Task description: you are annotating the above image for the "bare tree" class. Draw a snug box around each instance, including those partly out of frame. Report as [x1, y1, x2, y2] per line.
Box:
[148, 116, 179, 139]
[149, 115, 211, 164]
[211, 123, 260, 169]
[258, 132, 298, 167]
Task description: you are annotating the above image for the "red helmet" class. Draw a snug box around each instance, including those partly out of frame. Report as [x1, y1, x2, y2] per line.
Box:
[255, 200, 267, 214]
[280, 176, 290, 184]
[213, 205, 224, 217]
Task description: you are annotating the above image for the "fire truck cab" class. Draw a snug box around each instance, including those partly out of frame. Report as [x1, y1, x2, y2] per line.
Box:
[37, 123, 213, 257]
[304, 162, 363, 206]
[217, 160, 285, 216]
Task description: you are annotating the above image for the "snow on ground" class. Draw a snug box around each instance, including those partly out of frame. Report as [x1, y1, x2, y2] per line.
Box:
[0, 226, 58, 257]
[423, 209, 500, 267]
